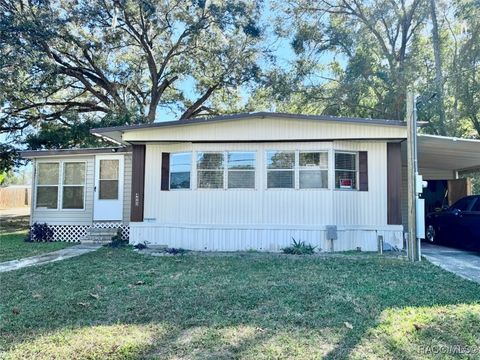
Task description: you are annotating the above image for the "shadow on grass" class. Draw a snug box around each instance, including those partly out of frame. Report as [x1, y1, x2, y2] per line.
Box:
[1, 247, 479, 359]
[0, 215, 30, 235]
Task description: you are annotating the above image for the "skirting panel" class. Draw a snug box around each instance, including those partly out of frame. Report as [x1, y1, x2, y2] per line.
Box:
[129, 224, 404, 252]
[31, 223, 130, 242]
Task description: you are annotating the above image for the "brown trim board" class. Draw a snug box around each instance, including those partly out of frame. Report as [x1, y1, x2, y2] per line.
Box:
[387, 142, 402, 225]
[130, 145, 146, 222]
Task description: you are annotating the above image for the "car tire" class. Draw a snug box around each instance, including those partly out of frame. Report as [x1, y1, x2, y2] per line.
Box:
[426, 225, 436, 243]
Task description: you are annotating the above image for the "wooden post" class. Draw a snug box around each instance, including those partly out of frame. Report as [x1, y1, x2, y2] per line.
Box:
[406, 91, 421, 261]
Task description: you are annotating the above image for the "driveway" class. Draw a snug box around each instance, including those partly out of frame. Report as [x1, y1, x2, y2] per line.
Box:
[422, 243, 480, 284]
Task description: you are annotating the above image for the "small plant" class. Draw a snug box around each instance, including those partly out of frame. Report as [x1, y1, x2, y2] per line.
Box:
[282, 238, 316, 255]
[162, 247, 188, 255]
[105, 229, 128, 248]
[134, 242, 148, 250]
[25, 222, 54, 242]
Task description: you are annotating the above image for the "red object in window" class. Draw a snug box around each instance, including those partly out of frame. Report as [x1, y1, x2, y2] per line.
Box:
[340, 179, 352, 189]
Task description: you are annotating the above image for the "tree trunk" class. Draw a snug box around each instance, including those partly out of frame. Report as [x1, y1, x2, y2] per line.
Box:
[430, 0, 447, 136]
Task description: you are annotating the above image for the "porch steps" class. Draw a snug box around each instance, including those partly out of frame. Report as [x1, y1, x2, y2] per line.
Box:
[81, 227, 119, 245]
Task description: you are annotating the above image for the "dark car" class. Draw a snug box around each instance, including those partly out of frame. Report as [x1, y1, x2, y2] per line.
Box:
[426, 195, 480, 252]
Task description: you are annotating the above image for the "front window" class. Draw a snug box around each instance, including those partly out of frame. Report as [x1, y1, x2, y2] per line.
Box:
[197, 152, 224, 189]
[299, 151, 328, 189]
[36, 163, 59, 209]
[62, 162, 85, 209]
[227, 152, 255, 189]
[170, 153, 191, 189]
[335, 152, 357, 189]
[267, 151, 295, 188]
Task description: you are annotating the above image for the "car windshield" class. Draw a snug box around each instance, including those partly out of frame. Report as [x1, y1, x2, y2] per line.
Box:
[449, 197, 474, 211]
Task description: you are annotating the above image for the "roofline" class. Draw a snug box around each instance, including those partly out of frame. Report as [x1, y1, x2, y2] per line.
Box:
[90, 112, 408, 135]
[418, 133, 480, 143]
[21, 146, 131, 159]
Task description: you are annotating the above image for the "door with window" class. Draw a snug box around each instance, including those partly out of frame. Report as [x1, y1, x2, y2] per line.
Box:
[94, 155, 124, 221]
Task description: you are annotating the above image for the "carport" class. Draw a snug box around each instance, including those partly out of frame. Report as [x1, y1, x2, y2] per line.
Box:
[401, 134, 480, 228]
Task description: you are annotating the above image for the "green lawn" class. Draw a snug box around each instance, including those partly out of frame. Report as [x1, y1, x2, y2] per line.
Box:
[0, 231, 76, 262]
[1, 246, 479, 359]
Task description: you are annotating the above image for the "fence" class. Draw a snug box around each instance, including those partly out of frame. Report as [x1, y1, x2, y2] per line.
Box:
[0, 187, 31, 209]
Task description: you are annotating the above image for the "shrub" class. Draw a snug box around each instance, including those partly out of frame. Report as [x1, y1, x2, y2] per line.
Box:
[134, 242, 148, 250]
[105, 229, 128, 248]
[25, 222, 54, 242]
[282, 238, 316, 255]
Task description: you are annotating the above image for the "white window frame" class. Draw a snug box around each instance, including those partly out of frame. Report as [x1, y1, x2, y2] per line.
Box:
[169, 152, 192, 191]
[35, 160, 86, 211]
[61, 161, 87, 210]
[35, 161, 60, 210]
[226, 151, 256, 190]
[298, 150, 329, 190]
[195, 151, 257, 190]
[265, 150, 296, 190]
[196, 151, 226, 190]
[265, 150, 330, 190]
[334, 151, 359, 191]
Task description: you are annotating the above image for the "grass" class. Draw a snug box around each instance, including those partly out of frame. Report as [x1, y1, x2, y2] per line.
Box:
[0, 231, 76, 263]
[1, 245, 479, 359]
[0, 216, 76, 262]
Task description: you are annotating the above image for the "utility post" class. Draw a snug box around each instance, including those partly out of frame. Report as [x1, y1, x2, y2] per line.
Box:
[406, 91, 421, 261]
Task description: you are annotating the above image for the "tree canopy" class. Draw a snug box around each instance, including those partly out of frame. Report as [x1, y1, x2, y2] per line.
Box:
[1, 0, 479, 172]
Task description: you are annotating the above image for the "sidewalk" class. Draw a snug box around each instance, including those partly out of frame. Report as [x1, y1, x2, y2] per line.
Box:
[0, 245, 101, 273]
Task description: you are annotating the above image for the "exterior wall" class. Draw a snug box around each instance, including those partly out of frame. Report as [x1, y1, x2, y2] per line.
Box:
[132, 140, 404, 251]
[31, 156, 95, 225]
[31, 153, 132, 234]
[123, 117, 407, 143]
[130, 224, 403, 252]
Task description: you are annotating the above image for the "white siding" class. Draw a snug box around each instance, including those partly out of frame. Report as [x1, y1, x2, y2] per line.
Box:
[136, 140, 402, 251]
[144, 141, 388, 226]
[31, 156, 95, 225]
[123, 117, 407, 143]
[31, 153, 132, 227]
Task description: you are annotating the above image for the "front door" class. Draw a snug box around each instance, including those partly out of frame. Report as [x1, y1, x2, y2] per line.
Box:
[94, 155, 124, 221]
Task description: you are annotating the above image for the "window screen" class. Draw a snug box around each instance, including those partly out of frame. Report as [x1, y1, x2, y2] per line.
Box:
[299, 152, 328, 189]
[36, 163, 59, 209]
[335, 152, 357, 189]
[170, 153, 191, 189]
[62, 162, 85, 209]
[197, 152, 224, 189]
[267, 151, 295, 188]
[227, 152, 255, 189]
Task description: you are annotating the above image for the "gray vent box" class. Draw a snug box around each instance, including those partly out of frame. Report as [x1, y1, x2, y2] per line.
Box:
[326, 225, 338, 240]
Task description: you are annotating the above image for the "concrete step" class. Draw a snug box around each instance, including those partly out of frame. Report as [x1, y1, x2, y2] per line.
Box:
[87, 228, 119, 236]
[81, 227, 120, 244]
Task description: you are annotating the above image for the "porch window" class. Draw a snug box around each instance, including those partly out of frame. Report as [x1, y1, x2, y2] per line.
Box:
[197, 152, 224, 189]
[62, 162, 86, 209]
[267, 151, 295, 188]
[170, 152, 191, 189]
[36, 163, 59, 209]
[335, 152, 357, 189]
[227, 152, 255, 189]
[299, 151, 328, 189]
